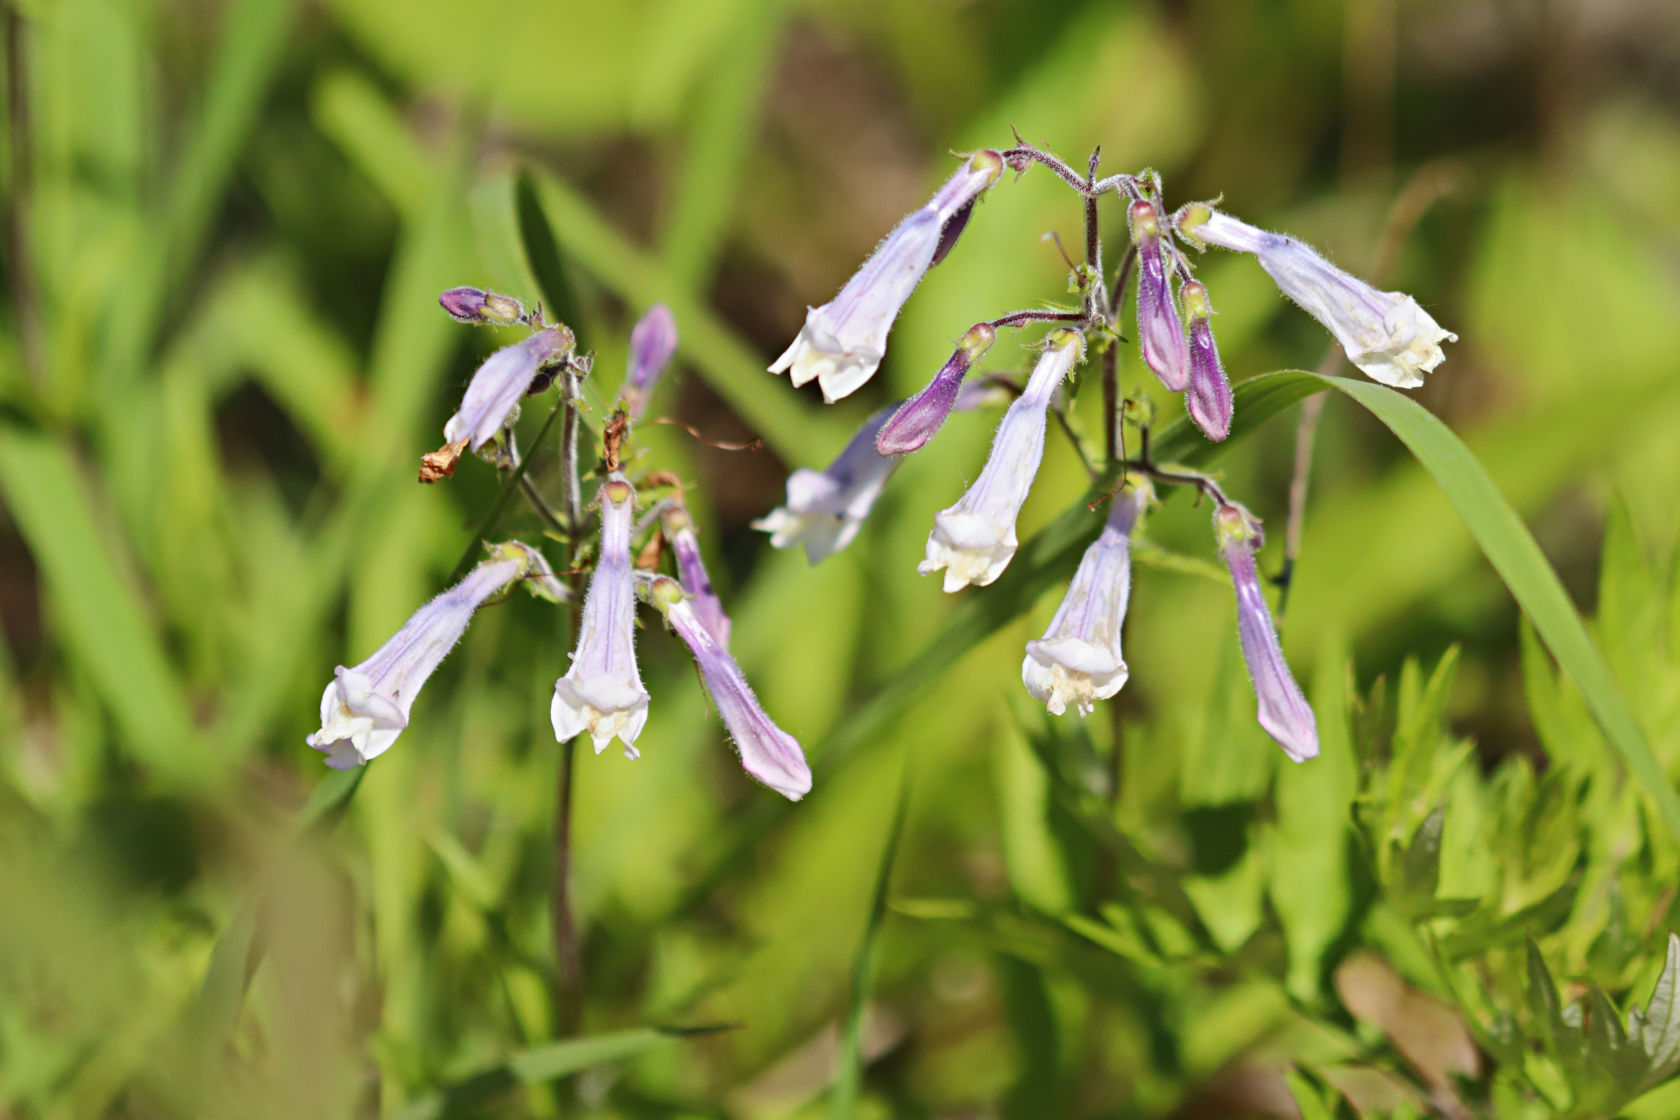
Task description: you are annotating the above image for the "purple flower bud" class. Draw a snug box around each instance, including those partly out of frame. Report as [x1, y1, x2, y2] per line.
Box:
[438, 286, 525, 325]
[620, 303, 678, 420]
[553, 476, 651, 757]
[307, 543, 538, 768]
[1182, 208, 1455, 389]
[1214, 505, 1318, 762]
[444, 328, 575, 450]
[1129, 200, 1190, 392]
[1022, 480, 1150, 716]
[661, 507, 731, 649]
[769, 150, 1005, 403]
[876, 322, 997, 456]
[920, 329, 1085, 591]
[753, 404, 900, 564]
[648, 577, 811, 800]
[1182, 281, 1232, 442]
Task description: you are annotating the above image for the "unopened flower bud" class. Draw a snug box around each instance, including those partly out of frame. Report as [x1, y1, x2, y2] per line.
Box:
[769, 150, 1005, 403]
[620, 303, 678, 420]
[1182, 281, 1232, 441]
[919, 329, 1084, 591]
[438, 286, 526, 325]
[876, 323, 997, 456]
[649, 576, 811, 800]
[1214, 504, 1317, 762]
[1129, 200, 1190, 392]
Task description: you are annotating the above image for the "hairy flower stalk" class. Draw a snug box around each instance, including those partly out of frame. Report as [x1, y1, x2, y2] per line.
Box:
[1022, 479, 1151, 716]
[769, 149, 1005, 403]
[552, 475, 651, 757]
[1215, 504, 1318, 761]
[662, 506, 730, 648]
[920, 328, 1085, 592]
[308, 543, 537, 768]
[1180, 205, 1455, 389]
[620, 303, 678, 421]
[1130, 200, 1190, 392]
[648, 577, 812, 800]
[444, 327, 575, 450]
[876, 322, 997, 456]
[1182, 281, 1232, 441]
[753, 404, 900, 563]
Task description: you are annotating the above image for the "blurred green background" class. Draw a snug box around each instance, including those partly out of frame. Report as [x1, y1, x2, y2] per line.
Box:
[4, 0, 1680, 1116]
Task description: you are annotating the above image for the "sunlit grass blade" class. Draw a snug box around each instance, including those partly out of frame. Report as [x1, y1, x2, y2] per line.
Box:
[830, 770, 909, 1119]
[389, 1025, 734, 1120]
[1320, 375, 1680, 844]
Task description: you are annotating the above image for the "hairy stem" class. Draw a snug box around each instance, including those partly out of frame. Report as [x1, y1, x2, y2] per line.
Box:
[553, 367, 585, 1036]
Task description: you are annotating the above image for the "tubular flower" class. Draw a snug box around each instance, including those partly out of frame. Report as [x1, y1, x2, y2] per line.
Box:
[648, 577, 812, 801]
[876, 322, 997, 457]
[1022, 479, 1151, 716]
[307, 543, 536, 768]
[753, 404, 899, 564]
[769, 150, 1005, 403]
[662, 506, 731, 649]
[1129, 200, 1190, 392]
[920, 328, 1085, 592]
[552, 475, 651, 757]
[1182, 207, 1455, 389]
[620, 303, 678, 420]
[1214, 504, 1318, 762]
[1182, 281, 1233, 441]
[444, 327, 575, 450]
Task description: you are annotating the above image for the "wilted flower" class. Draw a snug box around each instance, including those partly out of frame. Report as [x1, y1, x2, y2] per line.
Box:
[307, 543, 536, 768]
[444, 327, 576, 450]
[769, 150, 1005, 403]
[620, 303, 678, 420]
[439, 286, 525, 325]
[1129, 200, 1190, 392]
[1022, 479, 1151, 716]
[1214, 504, 1318, 762]
[876, 322, 997, 456]
[662, 506, 730, 648]
[1182, 281, 1232, 441]
[920, 329, 1084, 592]
[753, 404, 899, 564]
[647, 577, 812, 800]
[1181, 207, 1455, 389]
[553, 475, 651, 757]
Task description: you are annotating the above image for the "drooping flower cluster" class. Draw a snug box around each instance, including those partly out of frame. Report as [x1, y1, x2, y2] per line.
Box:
[758, 141, 1456, 760]
[310, 297, 811, 800]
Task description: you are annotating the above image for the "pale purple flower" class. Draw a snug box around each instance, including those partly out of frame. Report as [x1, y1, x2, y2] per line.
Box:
[1180, 206, 1455, 389]
[552, 475, 650, 757]
[439, 286, 525, 325]
[919, 329, 1085, 592]
[647, 577, 812, 800]
[444, 327, 575, 450]
[308, 543, 537, 768]
[1022, 480, 1150, 716]
[1129, 200, 1190, 392]
[662, 506, 730, 649]
[1215, 504, 1318, 762]
[1183, 281, 1232, 441]
[620, 303, 678, 420]
[769, 150, 1004, 403]
[753, 404, 899, 564]
[876, 322, 997, 456]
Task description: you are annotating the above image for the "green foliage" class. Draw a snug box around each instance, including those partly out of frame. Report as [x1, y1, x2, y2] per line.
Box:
[5, 0, 1680, 1117]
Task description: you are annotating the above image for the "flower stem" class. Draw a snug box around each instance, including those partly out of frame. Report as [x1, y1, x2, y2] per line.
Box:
[553, 366, 585, 1036]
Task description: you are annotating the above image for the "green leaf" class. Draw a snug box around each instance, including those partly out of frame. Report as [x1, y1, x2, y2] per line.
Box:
[1320, 375, 1680, 845]
[830, 773, 909, 1120]
[1639, 933, 1680, 1086]
[389, 1026, 733, 1120]
[1398, 808, 1445, 906]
